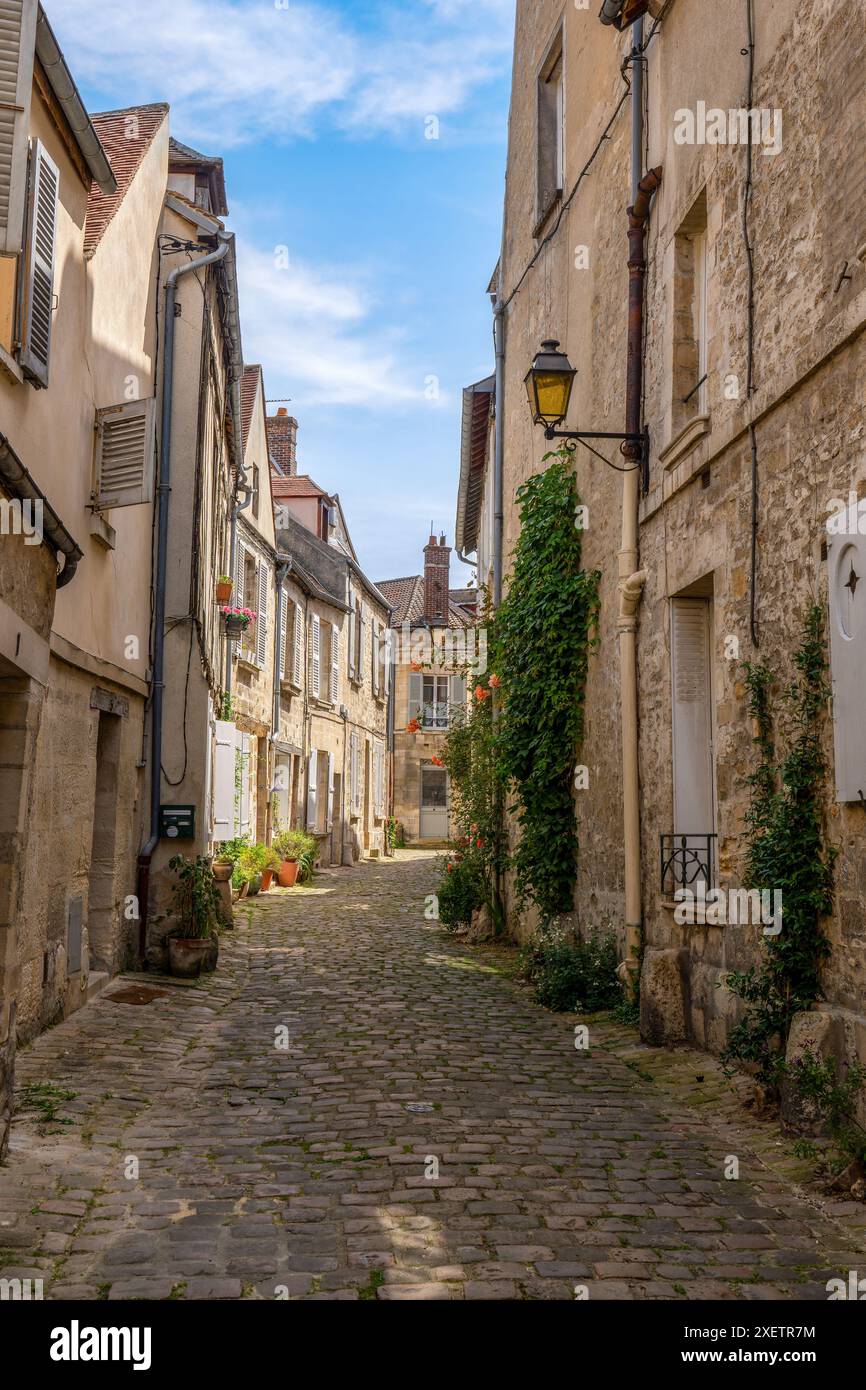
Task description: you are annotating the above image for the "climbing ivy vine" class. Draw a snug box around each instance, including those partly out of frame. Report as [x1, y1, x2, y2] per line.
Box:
[722, 604, 836, 1086]
[493, 449, 600, 922]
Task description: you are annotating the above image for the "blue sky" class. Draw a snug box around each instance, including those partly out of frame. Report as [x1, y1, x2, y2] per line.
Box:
[49, 0, 515, 585]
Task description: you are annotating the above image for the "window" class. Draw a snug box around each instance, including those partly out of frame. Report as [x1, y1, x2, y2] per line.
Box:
[670, 594, 716, 883]
[537, 31, 564, 227]
[250, 462, 259, 519]
[421, 675, 449, 729]
[92, 398, 156, 510]
[672, 190, 709, 428]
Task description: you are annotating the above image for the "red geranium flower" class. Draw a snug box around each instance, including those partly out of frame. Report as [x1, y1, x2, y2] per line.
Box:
[489, 673, 501, 688]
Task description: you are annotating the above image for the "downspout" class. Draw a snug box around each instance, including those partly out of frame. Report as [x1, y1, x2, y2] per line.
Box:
[618, 13, 661, 986]
[491, 303, 505, 609]
[137, 240, 230, 963]
[269, 559, 290, 842]
[385, 605, 395, 854]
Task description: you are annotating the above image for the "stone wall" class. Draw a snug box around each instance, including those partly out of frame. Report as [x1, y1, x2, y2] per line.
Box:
[495, 0, 866, 1081]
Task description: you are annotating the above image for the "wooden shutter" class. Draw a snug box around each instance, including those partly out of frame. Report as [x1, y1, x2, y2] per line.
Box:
[0, 0, 37, 256]
[256, 559, 268, 667]
[353, 734, 362, 814]
[293, 601, 303, 686]
[311, 615, 321, 697]
[358, 603, 365, 680]
[372, 622, 380, 696]
[234, 537, 245, 606]
[827, 506, 866, 801]
[19, 138, 59, 387]
[327, 751, 335, 829]
[408, 671, 422, 723]
[236, 729, 251, 837]
[670, 598, 715, 843]
[93, 398, 156, 510]
[306, 749, 318, 830]
[279, 587, 289, 680]
[331, 624, 339, 704]
[212, 719, 235, 840]
[348, 597, 356, 678]
[449, 675, 465, 722]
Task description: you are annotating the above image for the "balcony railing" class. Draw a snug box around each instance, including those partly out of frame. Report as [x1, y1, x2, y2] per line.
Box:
[420, 701, 449, 730]
[659, 833, 717, 897]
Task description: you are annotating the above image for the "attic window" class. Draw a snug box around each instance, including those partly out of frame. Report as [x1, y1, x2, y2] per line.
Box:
[536, 30, 564, 230]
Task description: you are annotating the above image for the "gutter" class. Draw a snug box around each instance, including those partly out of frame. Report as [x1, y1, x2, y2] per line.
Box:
[35, 8, 116, 194]
[0, 431, 82, 587]
[137, 239, 231, 962]
[491, 306, 505, 608]
[618, 14, 661, 986]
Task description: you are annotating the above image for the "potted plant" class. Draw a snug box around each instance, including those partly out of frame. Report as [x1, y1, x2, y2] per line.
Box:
[216, 574, 233, 603]
[261, 846, 281, 892]
[239, 845, 267, 896]
[167, 855, 220, 977]
[231, 861, 250, 900]
[273, 829, 316, 888]
[221, 605, 257, 639]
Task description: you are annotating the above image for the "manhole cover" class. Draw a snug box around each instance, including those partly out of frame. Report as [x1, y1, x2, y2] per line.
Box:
[405, 1102, 434, 1113]
[106, 986, 170, 1006]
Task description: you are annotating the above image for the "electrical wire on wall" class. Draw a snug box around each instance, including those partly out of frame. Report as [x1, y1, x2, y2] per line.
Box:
[742, 0, 760, 648]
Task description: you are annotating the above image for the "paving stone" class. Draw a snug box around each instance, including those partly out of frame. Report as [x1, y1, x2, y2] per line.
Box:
[0, 851, 860, 1303]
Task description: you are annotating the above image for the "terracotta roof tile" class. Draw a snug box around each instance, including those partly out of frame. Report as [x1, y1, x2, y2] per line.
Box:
[84, 104, 168, 259]
[271, 474, 327, 500]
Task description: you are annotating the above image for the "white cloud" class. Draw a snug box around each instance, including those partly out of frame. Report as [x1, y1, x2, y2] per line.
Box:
[47, 0, 514, 146]
[235, 240, 430, 409]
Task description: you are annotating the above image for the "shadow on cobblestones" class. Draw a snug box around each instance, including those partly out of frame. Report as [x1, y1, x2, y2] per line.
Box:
[0, 851, 863, 1301]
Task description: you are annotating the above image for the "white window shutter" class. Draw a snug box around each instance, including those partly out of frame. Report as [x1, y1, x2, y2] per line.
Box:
[279, 587, 288, 680]
[234, 537, 245, 606]
[384, 627, 391, 695]
[311, 615, 321, 697]
[19, 139, 59, 387]
[306, 749, 318, 830]
[331, 624, 339, 704]
[235, 729, 251, 838]
[0, 0, 37, 256]
[327, 751, 335, 829]
[670, 598, 715, 846]
[93, 398, 156, 510]
[293, 601, 303, 686]
[212, 719, 235, 840]
[358, 604, 366, 681]
[348, 599, 356, 678]
[827, 507, 866, 801]
[354, 735, 362, 814]
[372, 622, 380, 696]
[408, 671, 422, 723]
[256, 559, 268, 667]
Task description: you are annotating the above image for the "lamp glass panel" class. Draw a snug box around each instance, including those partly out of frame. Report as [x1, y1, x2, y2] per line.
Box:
[532, 370, 573, 424]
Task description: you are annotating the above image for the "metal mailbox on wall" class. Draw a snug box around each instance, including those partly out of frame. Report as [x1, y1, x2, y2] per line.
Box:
[159, 805, 196, 840]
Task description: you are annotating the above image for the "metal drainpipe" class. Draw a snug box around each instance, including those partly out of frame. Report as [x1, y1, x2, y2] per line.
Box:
[618, 15, 662, 987]
[492, 303, 505, 609]
[269, 559, 291, 842]
[136, 240, 229, 962]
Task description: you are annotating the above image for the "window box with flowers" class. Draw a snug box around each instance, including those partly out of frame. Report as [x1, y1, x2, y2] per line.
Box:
[221, 605, 257, 640]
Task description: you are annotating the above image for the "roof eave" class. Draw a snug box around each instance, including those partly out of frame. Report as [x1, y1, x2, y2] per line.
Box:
[35, 8, 116, 194]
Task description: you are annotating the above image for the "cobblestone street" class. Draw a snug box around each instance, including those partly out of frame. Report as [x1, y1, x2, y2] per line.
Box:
[1, 851, 863, 1302]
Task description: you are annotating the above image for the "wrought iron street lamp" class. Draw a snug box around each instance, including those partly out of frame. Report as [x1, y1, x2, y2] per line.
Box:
[525, 339, 648, 472]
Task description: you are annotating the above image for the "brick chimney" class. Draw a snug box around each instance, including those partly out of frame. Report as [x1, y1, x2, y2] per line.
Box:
[423, 532, 451, 625]
[267, 407, 298, 476]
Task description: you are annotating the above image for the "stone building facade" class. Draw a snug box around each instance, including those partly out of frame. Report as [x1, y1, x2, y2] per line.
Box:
[378, 536, 475, 845]
[467, 0, 866, 1077]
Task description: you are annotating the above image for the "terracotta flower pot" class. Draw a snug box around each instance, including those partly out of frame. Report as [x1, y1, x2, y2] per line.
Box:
[212, 861, 233, 882]
[168, 938, 211, 978]
[216, 580, 233, 603]
[261, 868, 274, 891]
[278, 858, 299, 887]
